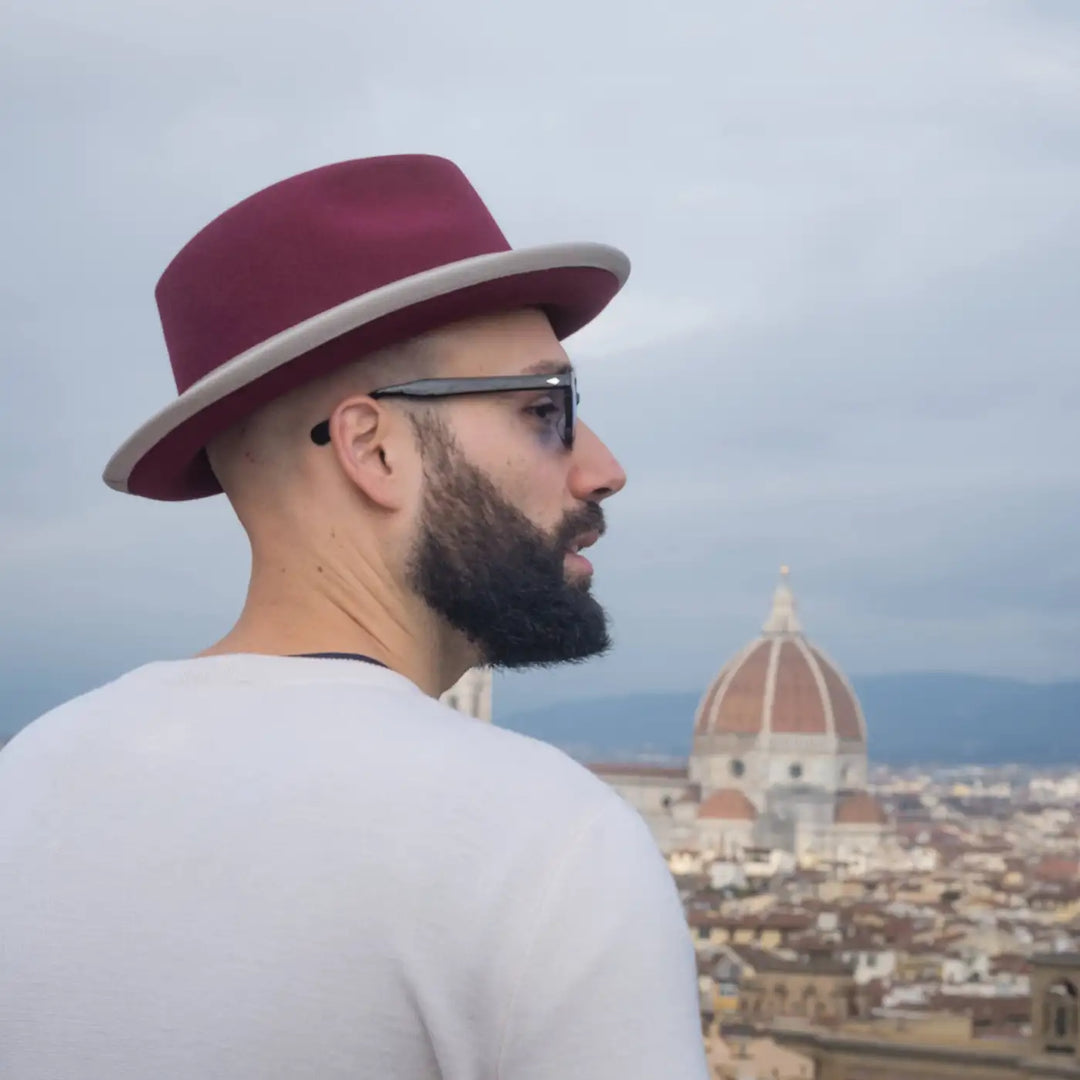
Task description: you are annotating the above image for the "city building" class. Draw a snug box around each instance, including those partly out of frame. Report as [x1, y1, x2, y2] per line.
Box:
[770, 952, 1080, 1079]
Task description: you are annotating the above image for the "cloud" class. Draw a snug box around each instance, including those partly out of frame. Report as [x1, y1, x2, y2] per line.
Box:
[2, 0, 1079, 729]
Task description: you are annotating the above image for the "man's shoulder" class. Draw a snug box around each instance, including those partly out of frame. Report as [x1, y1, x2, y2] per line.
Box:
[0, 667, 135, 760]
[2, 657, 628, 833]
[404, 690, 625, 817]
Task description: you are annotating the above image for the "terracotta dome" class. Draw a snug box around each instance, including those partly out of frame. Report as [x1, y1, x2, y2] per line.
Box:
[694, 569, 866, 743]
[834, 791, 887, 826]
[698, 788, 757, 821]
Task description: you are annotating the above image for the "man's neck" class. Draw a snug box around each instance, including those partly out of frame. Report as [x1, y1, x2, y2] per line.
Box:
[198, 568, 474, 697]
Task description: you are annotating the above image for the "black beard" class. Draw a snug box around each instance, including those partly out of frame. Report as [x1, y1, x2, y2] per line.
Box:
[406, 419, 612, 669]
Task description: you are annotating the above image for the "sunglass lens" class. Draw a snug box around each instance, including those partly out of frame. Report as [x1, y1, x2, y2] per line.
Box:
[567, 374, 579, 447]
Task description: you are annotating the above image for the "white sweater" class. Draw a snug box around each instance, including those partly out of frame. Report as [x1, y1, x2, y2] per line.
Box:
[0, 654, 708, 1079]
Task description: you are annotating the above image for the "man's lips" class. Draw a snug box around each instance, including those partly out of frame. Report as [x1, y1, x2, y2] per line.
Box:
[564, 530, 601, 574]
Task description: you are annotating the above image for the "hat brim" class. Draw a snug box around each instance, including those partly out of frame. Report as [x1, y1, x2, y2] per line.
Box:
[103, 242, 629, 501]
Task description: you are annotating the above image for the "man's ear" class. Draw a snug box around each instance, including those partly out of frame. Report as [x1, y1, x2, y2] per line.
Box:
[327, 396, 417, 511]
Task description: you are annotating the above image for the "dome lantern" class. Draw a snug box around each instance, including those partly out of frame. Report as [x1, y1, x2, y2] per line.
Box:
[763, 565, 802, 635]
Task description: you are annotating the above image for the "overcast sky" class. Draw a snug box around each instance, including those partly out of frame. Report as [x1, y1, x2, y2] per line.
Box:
[2, 0, 1078, 729]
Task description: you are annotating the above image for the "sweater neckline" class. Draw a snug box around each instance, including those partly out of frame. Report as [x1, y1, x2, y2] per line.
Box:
[290, 652, 389, 668]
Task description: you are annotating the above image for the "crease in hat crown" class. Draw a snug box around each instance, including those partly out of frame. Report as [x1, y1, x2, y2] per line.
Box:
[102, 154, 630, 501]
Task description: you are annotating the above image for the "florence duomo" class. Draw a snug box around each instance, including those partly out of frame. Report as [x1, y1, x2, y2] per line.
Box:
[592, 569, 888, 860]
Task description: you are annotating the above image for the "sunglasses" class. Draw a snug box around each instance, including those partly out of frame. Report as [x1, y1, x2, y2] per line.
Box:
[310, 370, 579, 449]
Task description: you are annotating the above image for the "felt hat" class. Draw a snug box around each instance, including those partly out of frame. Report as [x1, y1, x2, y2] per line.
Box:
[103, 154, 629, 500]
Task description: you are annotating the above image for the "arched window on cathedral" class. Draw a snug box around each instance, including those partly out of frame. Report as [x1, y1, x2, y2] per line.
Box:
[1043, 979, 1078, 1054]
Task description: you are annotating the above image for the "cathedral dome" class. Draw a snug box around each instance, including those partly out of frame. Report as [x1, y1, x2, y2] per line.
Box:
[698, 788, 757, 820]
[694, 569, 866, 744]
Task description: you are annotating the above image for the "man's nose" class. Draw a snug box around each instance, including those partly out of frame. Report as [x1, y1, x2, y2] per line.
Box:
[568, 421, 627, 503]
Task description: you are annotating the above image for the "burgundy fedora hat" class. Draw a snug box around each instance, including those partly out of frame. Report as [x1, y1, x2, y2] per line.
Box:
[103, 154, 630, 501]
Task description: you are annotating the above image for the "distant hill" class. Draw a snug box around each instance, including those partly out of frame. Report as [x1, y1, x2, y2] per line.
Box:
[4, 665, 1077, 766]
[498, 674, 1080, 766]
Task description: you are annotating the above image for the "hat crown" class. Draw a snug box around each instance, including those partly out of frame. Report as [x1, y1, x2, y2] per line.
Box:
[156, 155, 510, 394]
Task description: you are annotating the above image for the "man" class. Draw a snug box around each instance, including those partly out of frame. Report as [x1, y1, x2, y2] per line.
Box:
[0, 156, 708, 1078]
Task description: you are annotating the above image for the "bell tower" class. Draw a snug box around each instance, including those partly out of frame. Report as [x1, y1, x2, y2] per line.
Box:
[440, 667, 493, 723]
